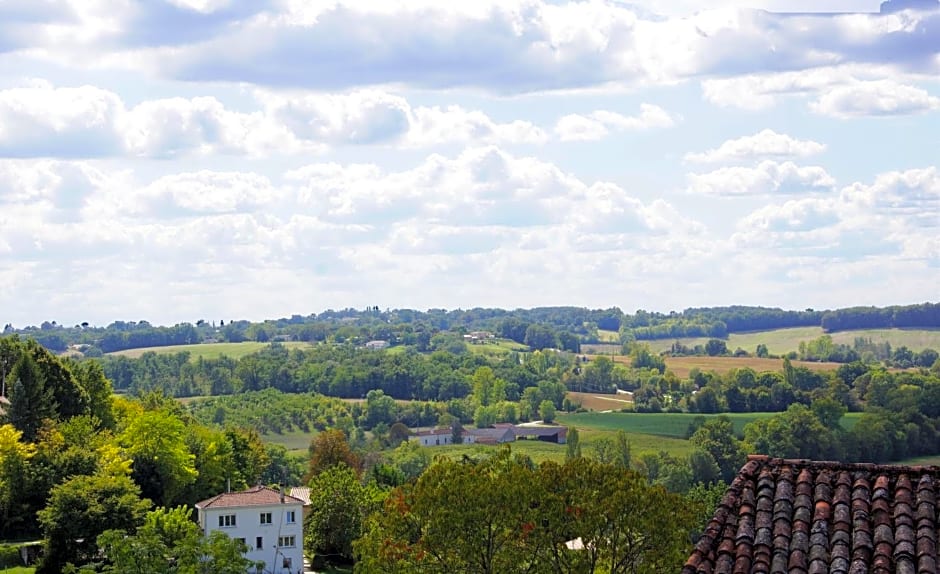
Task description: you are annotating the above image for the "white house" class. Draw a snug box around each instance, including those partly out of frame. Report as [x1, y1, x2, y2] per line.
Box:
[409, 427, 482, 446]
[195, 485, 305, 574]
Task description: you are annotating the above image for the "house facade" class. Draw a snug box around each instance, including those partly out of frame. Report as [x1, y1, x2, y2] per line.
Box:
[195, 485, 304, 574]
[410, 427, 471, 446]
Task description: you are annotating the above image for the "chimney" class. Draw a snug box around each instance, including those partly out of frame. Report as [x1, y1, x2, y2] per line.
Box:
[226, 478, 230, 493]
[280, 485, 285, 504]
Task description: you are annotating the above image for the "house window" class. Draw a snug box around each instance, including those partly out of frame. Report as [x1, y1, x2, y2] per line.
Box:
[260, 512, 272, 525]
[256, 536, 263, 550]
[278, 535, 296, 548]
[285, 510, 296, 524]
[218, 514, 237, 528]
[235, 538, 246, 548]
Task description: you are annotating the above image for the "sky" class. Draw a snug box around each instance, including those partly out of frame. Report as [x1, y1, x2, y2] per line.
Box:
[0, 0, 938, 328]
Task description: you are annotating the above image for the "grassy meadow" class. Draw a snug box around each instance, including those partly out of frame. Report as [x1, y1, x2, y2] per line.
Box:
[466, 338, 529, 357]
[107, 341, 314, 360]
[642, 327, 940, 356]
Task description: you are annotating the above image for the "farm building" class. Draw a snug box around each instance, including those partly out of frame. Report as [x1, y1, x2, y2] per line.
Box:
[465, 426, 514, 444]
[364, 340, 389, 350]
[410, 423, 567, 446]
[411, 427, 461, 446]
[512, 424, 568, 444]
[683, 455, 940, 574]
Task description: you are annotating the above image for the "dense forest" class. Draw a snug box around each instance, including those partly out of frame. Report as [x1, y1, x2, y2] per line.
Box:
[5, 302, 939, 354]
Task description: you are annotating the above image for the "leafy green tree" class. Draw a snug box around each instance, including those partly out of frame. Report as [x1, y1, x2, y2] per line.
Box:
[355, 449, 542, 573]
[689, 417, 746, 482]
[705, 339, 728, 356]
[388, 422, 411, 447]
[37, 473, 150, 573]
[0, 424, 35, 538]
[524, 324, 558, 351]
[305, 465, 384, 564]
[811, 397, 847, 429]
[389, 440, 431, 482]
[688, 449, 722, 485]
[119, 409, 198, 507]
[534, 457, 696, 574]
[71, 360, 115, 429]
[612, 429, 632, 470]
[99, 506, 253, 574]
[592, 436, 614, 464]
[539, 400, 556, 423]
[473, 405, 497, 428]
[565, 426, 581, 460]
[355, 451, 696, 574]
[225, 427, 271, 487]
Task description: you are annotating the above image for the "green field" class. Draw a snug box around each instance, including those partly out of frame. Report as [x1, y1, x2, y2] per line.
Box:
[597, 329, 621, 343]
[466, 339, 529, 357]
[557, 411, 861, 439]
[643, 327, 940, 356]
[0, 568, 34, 574]
[107, 341, 314, 360]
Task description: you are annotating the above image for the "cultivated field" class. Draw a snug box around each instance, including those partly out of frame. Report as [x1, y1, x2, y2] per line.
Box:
[107, 341, 314, 360]
[663, 356, 843, 377]
[557, 411, 861, 439]
[584, 353, 844, 377]
[643, 327, 940, 356]
[566, 390, 633, 411]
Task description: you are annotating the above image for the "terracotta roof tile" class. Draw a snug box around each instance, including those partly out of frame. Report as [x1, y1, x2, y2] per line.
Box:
[195, 485, 304, 509]
[682, 457, 940, 574]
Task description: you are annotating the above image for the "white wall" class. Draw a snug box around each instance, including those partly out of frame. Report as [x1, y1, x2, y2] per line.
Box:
[200, 502, 304, 574]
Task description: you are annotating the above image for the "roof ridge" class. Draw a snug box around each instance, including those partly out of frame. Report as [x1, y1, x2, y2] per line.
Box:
[745, 455, 940, 474]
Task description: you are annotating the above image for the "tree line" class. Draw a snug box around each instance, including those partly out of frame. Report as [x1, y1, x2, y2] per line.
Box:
[6, 302, 938, 354]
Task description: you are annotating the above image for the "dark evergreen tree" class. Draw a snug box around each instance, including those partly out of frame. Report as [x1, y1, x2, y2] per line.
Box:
[8, 353, 56, 441]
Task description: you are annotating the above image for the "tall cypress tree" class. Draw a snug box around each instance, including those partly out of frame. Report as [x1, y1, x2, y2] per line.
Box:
[9, 353, 56, 441]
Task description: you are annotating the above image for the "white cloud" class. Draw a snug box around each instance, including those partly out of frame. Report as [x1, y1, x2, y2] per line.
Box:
[686, 161, 836, 196]
[684, 129, 826, 164]
[0, 83, 552, 158]
[810, 79, 940, 118]
[0, 85, 124, 157]
[554, 104, 676, 141]
[24, 2, 935, 94]
[262, 90, 547, 147]
[702, 66, 940, 117]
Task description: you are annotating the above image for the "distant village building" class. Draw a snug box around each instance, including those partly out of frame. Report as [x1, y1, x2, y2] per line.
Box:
[195, 485, 304, 574]
[463, 331, 495, 344]
[364, 340, 390, 350]
[411, 427, 465, 446]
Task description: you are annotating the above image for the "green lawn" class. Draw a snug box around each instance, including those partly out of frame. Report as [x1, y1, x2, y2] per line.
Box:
[557, 411, 862, 439]
[643, 327, 940, 356]
[107, 341, 314, 360]
[0, 568, 34, 574]
[466, 339, 529, 357]
[597, 329, 621, 343]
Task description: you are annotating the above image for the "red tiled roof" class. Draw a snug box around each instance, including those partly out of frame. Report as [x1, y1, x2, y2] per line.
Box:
[195, 485, 304, 510]
[683, 455, 940, 574]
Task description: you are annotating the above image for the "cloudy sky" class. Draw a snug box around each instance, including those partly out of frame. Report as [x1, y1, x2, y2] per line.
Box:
[0, 0, 938, 327]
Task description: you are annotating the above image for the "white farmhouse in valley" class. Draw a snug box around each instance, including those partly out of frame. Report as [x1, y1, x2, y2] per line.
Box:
[195, 485, 304, 574]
